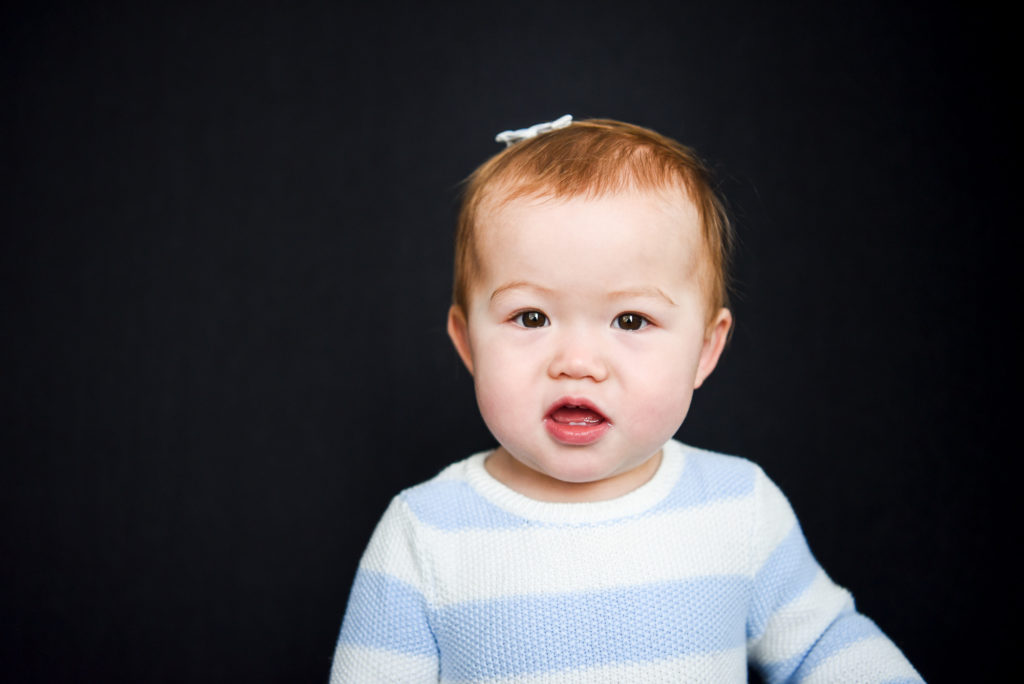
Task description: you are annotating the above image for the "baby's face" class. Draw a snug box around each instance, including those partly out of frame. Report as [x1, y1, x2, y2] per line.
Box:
[448, 190, 731, 501]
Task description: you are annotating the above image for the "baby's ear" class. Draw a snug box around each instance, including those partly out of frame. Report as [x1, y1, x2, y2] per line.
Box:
[694, 308, 732, 389]
[446, 305, 475, 375]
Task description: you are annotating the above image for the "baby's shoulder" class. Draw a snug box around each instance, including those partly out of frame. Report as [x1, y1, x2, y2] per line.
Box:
[392, 452, 525, 532]
[664, 440, 767, 496]
[395, 452, 476, 505]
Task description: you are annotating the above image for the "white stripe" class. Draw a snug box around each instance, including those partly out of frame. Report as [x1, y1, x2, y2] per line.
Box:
[800, 636, 921, 684]
[357, 498, 425, 589]
[750, 469, 798, 571]
[415, 496, 757, 605]
[747, 569, 853, 663]
[330, 644, 437, 684]
[441, 647, 747, 683]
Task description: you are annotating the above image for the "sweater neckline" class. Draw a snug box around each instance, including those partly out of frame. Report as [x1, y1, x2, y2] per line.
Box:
[462, 440, 687, 524]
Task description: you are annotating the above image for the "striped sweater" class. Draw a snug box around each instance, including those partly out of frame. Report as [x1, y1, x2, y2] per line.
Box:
[330, 440, 922, 683]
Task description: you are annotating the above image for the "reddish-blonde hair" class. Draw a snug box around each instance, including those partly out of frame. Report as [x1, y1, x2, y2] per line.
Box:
[454, 118, 733, 325]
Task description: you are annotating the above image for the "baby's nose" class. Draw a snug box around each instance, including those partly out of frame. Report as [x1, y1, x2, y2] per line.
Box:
[547, 331, 609, 382]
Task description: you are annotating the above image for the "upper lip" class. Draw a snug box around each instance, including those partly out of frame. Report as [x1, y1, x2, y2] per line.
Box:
[544, 397, 609, 422]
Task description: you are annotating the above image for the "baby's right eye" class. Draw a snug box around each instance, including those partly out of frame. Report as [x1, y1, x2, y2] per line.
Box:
[514, 311, 549, 328]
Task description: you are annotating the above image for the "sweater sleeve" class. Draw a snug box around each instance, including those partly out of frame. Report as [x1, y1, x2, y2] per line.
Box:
[329, 496, 439, 684]
[745, 468, 923, 684]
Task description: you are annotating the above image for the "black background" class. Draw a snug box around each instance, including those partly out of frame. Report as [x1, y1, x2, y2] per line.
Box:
[2, 2, 1014, 682]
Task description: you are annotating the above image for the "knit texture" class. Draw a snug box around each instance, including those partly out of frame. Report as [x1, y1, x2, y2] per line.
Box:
[330, 441, 922, 683]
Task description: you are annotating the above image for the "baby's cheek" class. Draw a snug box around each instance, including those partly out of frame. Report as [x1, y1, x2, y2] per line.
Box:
[473, 368, 524, 436]
[624, 367, 696, 433]
[474, 377, 505, 420]
[632, 394, 690, 434]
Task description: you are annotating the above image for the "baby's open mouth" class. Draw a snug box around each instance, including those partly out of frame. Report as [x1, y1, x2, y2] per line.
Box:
[544, 400, 611, 446]
[549, 405, 606, 426]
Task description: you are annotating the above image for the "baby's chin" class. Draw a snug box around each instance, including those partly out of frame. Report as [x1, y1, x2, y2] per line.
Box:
[538, 460, 631, 485]
[490, 446, 663, 502]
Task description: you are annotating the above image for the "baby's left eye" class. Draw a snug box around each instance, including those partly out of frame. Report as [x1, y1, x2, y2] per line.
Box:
[613, 313, 649, 331]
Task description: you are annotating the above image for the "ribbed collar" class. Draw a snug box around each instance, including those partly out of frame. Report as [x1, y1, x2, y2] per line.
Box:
[460, 439, 688, 524]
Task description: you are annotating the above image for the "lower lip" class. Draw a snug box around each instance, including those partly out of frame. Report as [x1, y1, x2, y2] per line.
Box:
[544, 417, 611, 446]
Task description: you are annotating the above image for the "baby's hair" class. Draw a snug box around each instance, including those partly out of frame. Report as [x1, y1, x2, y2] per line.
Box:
[453, 118, 733, 327]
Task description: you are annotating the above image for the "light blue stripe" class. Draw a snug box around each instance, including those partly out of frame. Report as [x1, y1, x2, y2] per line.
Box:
[648, 450, 756, 515]
[759, 610, 883, 683]
[747, 524, 819, 640]
[402, 480, 530, 530]
[789, 612, 884, 680]
[337, 570, 437, 657]
[402, 449, 757, 531]
[432, 577, 749, 681]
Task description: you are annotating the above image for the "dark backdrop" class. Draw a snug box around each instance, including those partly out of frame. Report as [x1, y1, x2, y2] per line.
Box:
[2, 2, 1013, 682]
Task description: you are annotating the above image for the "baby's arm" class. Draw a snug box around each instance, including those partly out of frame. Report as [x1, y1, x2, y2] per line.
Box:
[746, 469, 923, 683]
[329, 497, 439, 684]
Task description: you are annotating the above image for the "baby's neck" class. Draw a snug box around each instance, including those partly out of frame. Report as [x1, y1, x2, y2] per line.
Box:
[484, 448, 663, 503]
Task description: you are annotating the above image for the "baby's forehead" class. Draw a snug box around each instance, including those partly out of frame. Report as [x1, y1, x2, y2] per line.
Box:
[470, 189, 710, 295]
[476, 186, 701, 244]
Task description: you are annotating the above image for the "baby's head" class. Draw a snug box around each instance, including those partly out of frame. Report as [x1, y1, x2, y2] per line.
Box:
[447, 118, 734, 502]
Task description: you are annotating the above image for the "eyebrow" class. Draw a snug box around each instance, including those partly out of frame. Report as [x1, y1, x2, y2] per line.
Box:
[490, 281, 554, 301]
[609, 287, 677, 307]
[490, 282, 676, 307]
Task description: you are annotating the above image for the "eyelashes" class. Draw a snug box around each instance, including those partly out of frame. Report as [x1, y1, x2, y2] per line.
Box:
[511, 310, 651, 331]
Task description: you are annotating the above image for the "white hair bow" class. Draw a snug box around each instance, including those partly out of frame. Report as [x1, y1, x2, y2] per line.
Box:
[494, 114, 573, 147]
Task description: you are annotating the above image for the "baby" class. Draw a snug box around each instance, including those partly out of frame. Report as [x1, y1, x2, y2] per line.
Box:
[329, 117, 922, 683]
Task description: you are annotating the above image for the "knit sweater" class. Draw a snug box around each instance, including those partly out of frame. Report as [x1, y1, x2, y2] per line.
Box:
[330, 440, 922, 683]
